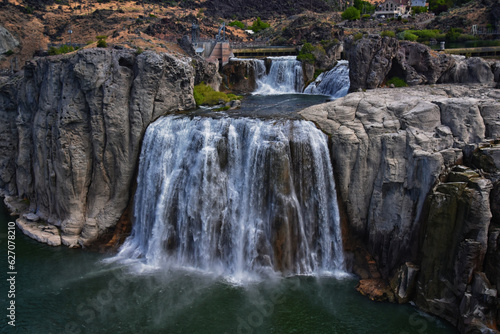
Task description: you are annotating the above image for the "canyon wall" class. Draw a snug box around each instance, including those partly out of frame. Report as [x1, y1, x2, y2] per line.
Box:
[0, 48, 196, 247]
[300, 84, 500, 333]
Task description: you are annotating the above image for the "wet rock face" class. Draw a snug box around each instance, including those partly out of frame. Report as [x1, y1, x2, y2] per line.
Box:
[1, 48, 195, 247]
[221, 59, 261, 93]
[344, 37, 497, 91]
[300, 84, 500, 332]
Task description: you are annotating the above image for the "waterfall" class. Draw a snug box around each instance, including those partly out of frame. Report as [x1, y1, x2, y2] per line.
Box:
[254, 56, 304, 95]
[304, 60, 350, 98]
[117, 116, 344, 280]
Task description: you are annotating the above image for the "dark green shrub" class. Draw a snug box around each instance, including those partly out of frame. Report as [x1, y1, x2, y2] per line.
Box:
[97, 39, 107, 48]
[4, 50, 14, 57]
[354, 0, 375, 13]
[362, 14, 371, 20]
[229, 20, 246, 30]
[412, 6, 427, 14]
[446, 28, 462, 42]
[296, 43, 316, 63]
[342, 6, 361, 21]
[387, 76, 408, 87]
[251, 17, 270, 33]
[398, 30, 418, 41]
[48, 45, 75, 55]
[353, 32, 363, 41]
[96, 35, 108, 48]
[381, 30, 395, 38]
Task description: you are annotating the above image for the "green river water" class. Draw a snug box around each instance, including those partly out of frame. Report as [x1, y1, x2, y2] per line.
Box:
[0, 202, 457, 334]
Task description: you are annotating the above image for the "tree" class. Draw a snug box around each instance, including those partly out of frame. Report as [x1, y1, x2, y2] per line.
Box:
[342, 6, 361, 21]
[354, 0, 375, 14]
[429, 0, 453, 14]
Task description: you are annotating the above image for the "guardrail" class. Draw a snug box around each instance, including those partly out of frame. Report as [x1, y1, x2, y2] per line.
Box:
[443, 46, 500, 58]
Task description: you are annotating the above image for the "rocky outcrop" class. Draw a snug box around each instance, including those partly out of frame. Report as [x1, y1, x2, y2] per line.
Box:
[221, 58, 263, 93]
[417, 166, 496, 332]
[300, 84, 500, 332]
[192, 56, 222, 91]
[344, 36, 497, 91]
[0, 48, 196, 247]
[0, 25, 19, 56]
[392, 41, 455, 86]
[344, 35, 398, 90]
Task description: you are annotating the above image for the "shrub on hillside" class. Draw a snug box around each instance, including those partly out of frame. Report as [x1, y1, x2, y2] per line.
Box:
[297, 43, 317, 63]
[251, 17, 270, 33]
[48, 45, 75, 55]
[381, 30, 395, 38]
[412, 6, 428, 14]
[229, 20, 246, 30]
[342, 6, 361, 21]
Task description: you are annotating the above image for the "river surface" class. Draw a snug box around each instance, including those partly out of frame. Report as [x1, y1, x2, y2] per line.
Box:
[0, 201, 456, 334]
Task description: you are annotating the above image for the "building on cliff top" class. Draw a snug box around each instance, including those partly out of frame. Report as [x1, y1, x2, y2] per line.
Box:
[374, 0, 411, 17]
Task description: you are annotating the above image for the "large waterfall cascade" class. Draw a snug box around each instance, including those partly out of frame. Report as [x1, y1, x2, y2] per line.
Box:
[117, 116, 345, 280]
[253, 56, 305, 95]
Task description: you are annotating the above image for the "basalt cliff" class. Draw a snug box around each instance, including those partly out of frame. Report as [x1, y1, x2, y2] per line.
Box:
[300, 85, 500, 333]
[0, 48, 196, 247]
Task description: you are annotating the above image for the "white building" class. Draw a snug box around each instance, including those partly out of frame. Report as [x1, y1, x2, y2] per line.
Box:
[374, 0, 411, 18]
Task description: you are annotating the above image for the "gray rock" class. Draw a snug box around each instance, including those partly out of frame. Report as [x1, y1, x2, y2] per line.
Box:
[1, 48, 196, 246]
[300, 84, 500, 332]
[344, 35, 398, 91]
[440, 56, 495, 85]
[0, 25, 19, 55]
[343, 38, 495, 90]
[23, 212, 39, 222]
[16, 218, 61, 246]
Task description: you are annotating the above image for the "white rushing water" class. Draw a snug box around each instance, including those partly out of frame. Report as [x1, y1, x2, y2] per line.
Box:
[253, 56, 304, 95]
[304, 60, 350, 98]
[116, 116, 345, 281]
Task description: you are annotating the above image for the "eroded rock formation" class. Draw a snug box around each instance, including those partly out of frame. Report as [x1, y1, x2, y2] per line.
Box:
[345, 36, 498, 91]
[300, 84, 500, 333]
[0, 48, 196, 247]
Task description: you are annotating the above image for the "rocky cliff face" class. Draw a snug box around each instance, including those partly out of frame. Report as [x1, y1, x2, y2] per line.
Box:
[0, 48, 196, 247]
[300, 84, 500, 333]
[345, 36, 498, 91]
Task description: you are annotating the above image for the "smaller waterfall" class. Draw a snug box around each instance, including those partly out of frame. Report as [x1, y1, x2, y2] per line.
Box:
[254, 56, 304, 95]
[304, 60, 350, 98]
